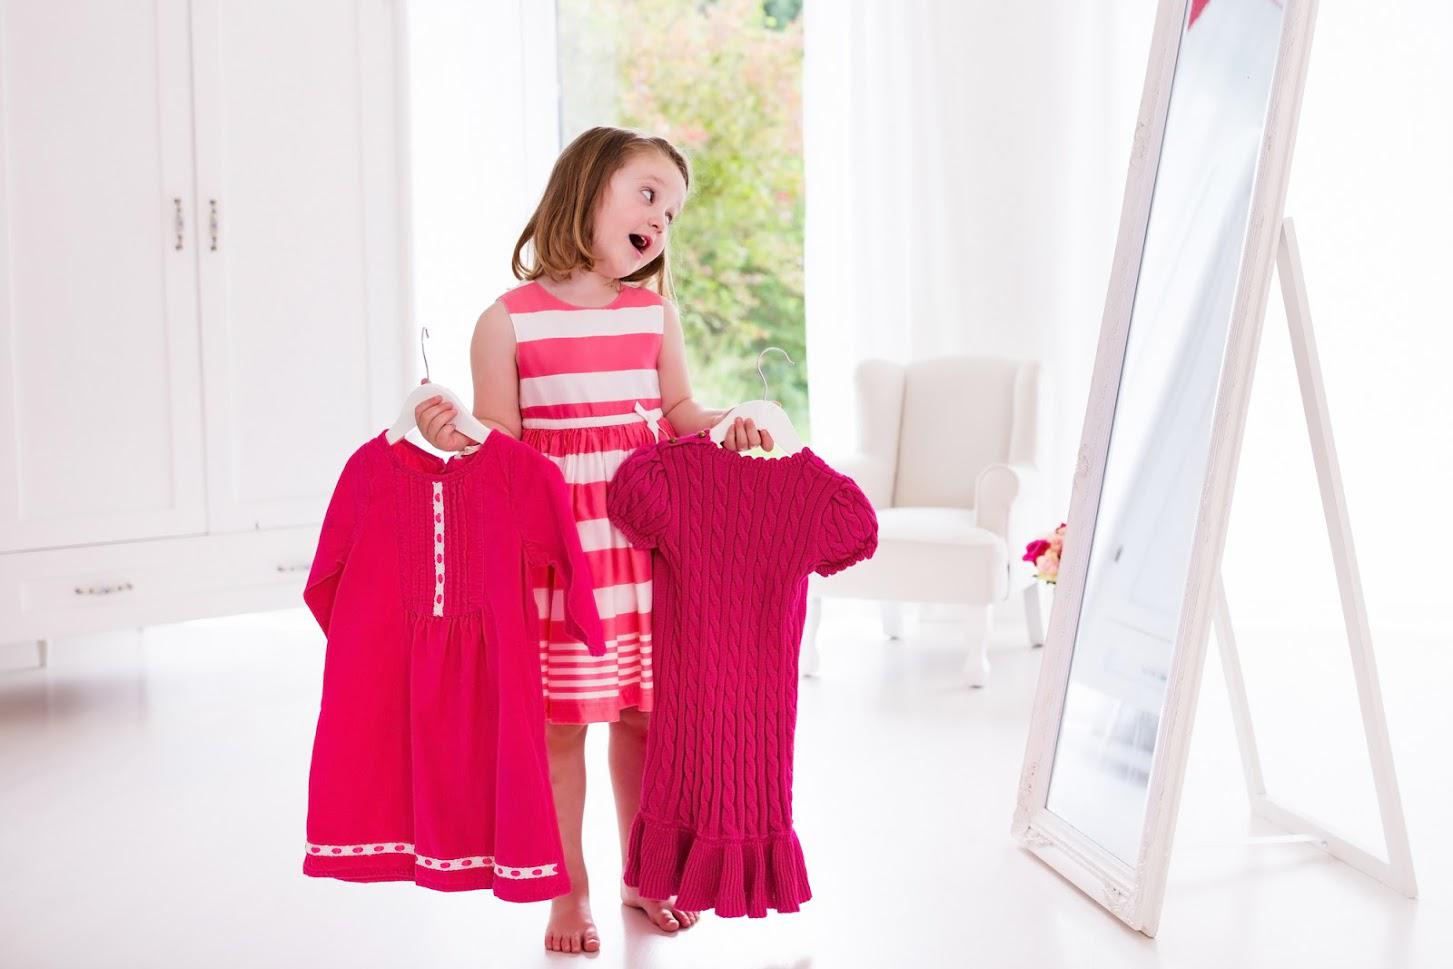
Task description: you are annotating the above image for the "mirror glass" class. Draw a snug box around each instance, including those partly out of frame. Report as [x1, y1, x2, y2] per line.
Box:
[1044, 0, 1288, 864]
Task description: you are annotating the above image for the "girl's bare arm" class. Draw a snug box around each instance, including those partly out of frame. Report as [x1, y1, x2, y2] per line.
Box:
[659, 299, 728, 435]
[469, 300, 523, 440]
[658, 299, 771, 450]
[412, 300, 521, 449]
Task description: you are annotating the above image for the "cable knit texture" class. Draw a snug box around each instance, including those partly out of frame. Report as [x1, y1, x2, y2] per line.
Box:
[605, 431, 878, 917]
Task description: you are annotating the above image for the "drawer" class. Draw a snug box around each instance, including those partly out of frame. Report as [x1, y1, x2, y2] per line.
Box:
[0, 526, 320, 643]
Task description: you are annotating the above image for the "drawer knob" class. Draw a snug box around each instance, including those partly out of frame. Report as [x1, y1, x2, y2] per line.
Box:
[74, 581, 135, 596]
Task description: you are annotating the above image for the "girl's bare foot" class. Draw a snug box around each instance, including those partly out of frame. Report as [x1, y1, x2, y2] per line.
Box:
[544, 892, 600, 953]
[620, 881, 701, 932]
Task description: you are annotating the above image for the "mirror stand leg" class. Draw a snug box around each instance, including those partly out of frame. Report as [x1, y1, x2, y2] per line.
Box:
[963, 605, 991, 687]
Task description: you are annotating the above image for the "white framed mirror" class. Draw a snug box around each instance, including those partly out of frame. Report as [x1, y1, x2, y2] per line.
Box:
[1010, 0, 1319, 937]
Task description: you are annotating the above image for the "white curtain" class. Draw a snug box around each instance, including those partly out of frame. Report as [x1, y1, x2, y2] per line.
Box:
[404, 0, 560, 426]
[804, 1, 1453, 633]
[803, 0, 1151, 517]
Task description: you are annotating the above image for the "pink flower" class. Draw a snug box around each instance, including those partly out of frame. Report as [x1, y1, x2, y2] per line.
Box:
[1027, 520, 1069, 582]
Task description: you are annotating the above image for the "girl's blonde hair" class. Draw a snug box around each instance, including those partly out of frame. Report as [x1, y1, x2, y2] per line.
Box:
[511, 126, 690, 301]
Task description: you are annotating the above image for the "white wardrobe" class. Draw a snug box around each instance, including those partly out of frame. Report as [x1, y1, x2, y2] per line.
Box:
[0, 0, 412, 645]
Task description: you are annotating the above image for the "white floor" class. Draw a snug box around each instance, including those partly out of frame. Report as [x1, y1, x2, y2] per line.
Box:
[0, 601, 1446, 969]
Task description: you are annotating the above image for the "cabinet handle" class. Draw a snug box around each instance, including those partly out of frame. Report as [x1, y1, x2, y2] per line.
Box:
[209, 199, 219, 251]
[74, 580, 135, 596]
[173, 198, 184, 250]
[275, 563, 309, 574]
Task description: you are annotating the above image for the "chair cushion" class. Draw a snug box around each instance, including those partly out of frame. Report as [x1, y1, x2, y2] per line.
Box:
[877, 507, 998, 548]
[811, 507, 1008, 603]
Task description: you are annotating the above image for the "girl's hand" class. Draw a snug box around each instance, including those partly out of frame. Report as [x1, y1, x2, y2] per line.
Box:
[721, 415, 774, 453]
[413, 380, 475, 451]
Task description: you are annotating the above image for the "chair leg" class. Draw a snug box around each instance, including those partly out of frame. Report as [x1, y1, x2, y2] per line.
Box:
[801, 595, 823, 677]
[881, 601, 903, 640]
[963, 606, 991, 687]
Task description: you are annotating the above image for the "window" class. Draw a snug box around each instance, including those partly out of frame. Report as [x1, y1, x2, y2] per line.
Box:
[556, 0, 809, 438]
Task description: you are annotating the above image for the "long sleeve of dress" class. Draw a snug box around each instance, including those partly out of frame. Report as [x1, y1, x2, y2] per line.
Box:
[509, 441, 608, 656]
[303, 445, 373, 635]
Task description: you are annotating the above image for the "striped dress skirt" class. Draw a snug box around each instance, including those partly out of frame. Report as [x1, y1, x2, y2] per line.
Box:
[500, 279, 677, 724]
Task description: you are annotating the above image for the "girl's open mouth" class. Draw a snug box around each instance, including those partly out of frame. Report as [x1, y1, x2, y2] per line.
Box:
[629, 233, 650, 254]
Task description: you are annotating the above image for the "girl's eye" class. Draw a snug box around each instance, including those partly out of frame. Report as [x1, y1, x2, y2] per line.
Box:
[642, 187, 674, 224]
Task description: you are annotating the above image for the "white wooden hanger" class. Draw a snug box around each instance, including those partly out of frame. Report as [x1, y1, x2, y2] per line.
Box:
[386, 327, 492, 446]
[707, 347, 804, 453]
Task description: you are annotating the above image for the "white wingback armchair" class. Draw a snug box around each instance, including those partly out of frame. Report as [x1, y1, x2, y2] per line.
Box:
[803, 356, 1040, 686]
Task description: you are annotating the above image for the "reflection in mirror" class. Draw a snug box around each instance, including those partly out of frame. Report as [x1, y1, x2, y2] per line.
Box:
[1044, 0, 1288, 864]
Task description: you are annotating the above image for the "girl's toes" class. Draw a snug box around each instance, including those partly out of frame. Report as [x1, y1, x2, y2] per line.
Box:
[652, 904, 680, 931]
[583, 932, 600, 952]
[568, 932, 581, 953]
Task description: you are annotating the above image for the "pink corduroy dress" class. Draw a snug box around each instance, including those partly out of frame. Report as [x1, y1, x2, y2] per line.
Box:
[605, 430, 879, 917]
[300, 428, 605, 901]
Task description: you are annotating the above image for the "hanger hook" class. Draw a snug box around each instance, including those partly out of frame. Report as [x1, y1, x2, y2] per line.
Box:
[419, 326, 431, 382]
[757, 346, 793, 401]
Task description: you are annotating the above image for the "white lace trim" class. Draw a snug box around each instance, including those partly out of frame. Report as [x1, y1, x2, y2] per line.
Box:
[432, 481, 445, 617]
[304, 841, 559, 879]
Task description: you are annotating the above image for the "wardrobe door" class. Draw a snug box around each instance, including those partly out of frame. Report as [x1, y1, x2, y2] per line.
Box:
[0, 0, 206, 553]
[190, 0, 409, 533]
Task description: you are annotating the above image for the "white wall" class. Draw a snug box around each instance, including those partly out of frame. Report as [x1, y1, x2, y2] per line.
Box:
[1220, 3, 1452, 635]
[1053, 3, 1451, 636]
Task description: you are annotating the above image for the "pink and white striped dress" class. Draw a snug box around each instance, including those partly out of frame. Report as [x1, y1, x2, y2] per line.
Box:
[499, 279, 677, 724]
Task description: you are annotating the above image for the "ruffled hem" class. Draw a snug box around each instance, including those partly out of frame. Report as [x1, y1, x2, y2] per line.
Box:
[622, 814, 812, 918]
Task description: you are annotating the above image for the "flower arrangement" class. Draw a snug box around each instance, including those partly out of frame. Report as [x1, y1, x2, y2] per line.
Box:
[1023, 522, 1066, 585]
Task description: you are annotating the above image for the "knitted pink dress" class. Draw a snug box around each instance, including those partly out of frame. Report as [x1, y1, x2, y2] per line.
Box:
[605, 430, 879, 917]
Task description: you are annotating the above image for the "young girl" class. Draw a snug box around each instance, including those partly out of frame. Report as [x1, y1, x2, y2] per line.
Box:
[414, 126, 775, 955]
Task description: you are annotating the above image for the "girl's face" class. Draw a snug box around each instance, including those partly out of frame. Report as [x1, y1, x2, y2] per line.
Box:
[592, 152, 687, 279]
